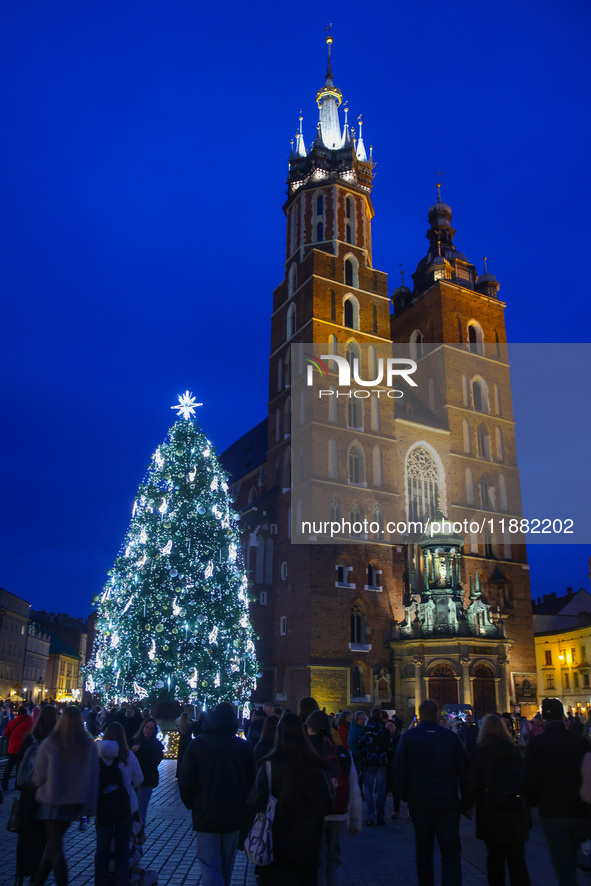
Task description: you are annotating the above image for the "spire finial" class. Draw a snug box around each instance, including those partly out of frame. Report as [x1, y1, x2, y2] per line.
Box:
[483, 256, 488, 273]
[325, 24, 333, 80]
[436, 232, 442, 257]
[399, 263, 404, 286]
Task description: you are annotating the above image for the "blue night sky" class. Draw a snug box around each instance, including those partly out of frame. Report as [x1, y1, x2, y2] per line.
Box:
[1, 1, 589, 616]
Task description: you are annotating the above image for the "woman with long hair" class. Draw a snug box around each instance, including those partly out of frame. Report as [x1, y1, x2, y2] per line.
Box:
[306, 711, 361, 886]
[335, 711, 352, 750]
[33, 705, 99, 886]
[95, 722, 143, 886]
[131, 716, 163, 826]
[466, 714, 531, 886]
[14, 705, 58, 886]
[254, 715, 279, 766]
[249, 712, 332, 885]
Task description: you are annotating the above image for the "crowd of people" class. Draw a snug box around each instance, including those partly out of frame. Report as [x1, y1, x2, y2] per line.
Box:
[2, 695, 591, 885]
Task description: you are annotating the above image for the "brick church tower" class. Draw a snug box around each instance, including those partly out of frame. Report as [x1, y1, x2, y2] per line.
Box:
[221, 37, 537, 720]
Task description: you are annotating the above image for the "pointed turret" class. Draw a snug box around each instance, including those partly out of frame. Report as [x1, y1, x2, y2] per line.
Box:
[356, 116, 367, 161]
[476, 255, 500, 298]
[316, 35, 343, 149]
[294, 113, 307, 158]
[342, 105, 351, 147]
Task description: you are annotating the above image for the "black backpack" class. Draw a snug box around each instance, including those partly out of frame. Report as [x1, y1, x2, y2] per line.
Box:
[97, 757, 131, 825]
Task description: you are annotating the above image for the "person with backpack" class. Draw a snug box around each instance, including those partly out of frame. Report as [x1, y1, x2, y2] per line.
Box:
[13, 705, 58, 886]
[306, 711, 361, 886]
[130, 716, 164, 827]
[357, 707, 390, 827]
[95, 722, 144, 886]
[33, 705, 99, 886]
[2, 705, 33, 791]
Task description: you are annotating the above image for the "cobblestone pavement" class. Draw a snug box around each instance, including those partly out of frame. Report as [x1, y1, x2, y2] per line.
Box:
[0, 759, 585, 885]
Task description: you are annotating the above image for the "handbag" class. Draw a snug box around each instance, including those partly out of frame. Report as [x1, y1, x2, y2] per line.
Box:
[6, 797, 20, 832]
[244, 761, 277, 866]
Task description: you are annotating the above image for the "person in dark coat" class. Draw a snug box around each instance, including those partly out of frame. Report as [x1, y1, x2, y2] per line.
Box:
[459, 713, 479, 755]
[254, 715, 279, 766]
[179, 702, 255, 886]
[466, 714, 530, 886]
[357, 707, 390, 826]
[131, 716, 164, 826]
[523, 697, 591, 885]
[175, 712, 195, 778]
[394, 698, 469, 886]
[247, 712, 332, 885]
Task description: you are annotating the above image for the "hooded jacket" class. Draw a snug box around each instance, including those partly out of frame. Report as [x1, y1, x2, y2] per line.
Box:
[178, 706, 255, 833]
[4, 713, 33, 755]
[97, 739, 144, 815]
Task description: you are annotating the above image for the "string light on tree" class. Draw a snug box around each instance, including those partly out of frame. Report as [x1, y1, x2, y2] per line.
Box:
[86, 392, 259, 706]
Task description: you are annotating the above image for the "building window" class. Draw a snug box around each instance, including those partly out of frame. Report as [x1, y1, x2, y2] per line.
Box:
[347, 398, 363, 430]
[468, 321, 484, 355]
[317, 195, 323, 215]
[571, 647, 577, 664]
[544, 650, 552, 666]
[406, 445, 443, 522]
[350, 604, 366, 644]
[286, 304, 296, 340]
[343, 295, 359, 330]
[410, 330, 424, 360]
[346, 223, 352, 244]
[348, 444, 365, 484]
[352, 665, 365, 698]
[336, 558, 354, 587]
[564, 673, 570, 690]
[584, 673, 590, 688]
[372, 447, 383, 487]
[582, 646, 587, 662]
[345, 340, 360, 370]
[574, 672, 580, 689]
[328, 438, 338, 479]
[288, 263, 297, 298]
[463, 420, 471, 454]
[367, 562, 382, 589]
[345, 259, 353, 286]
[545, 673, 554, 690]
[330, 497, 342, 524]
[280, 616, 287, 636]
[260, 591, 267, 606]
[472, 377, 489, 413]
[477, 424, 490, 460]
[346, 196, 352, 219]
[316, 221, 324, 242]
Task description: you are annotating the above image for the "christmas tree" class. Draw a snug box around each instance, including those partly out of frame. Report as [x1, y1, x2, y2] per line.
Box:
[87, 392, 259, 707]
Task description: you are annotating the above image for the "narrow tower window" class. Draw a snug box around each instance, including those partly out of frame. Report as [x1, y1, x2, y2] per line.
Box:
[316, 221, 324, 242]
[317, 195, 324, 215]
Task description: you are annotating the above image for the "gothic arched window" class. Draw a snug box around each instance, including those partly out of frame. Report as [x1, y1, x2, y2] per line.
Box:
[316, 194, 324, 215]
[345, 259, 353, 286]
[351, 604, 366, 644]
[352, 665, 365, 698]
[316, 221, 324, 242]
[343, 295, 359, 330]
[406, 445, 442, 522]
[347, 397, 362, 430]
[330, 496, 342, 524]
[348, 444, 365, 484]
[468, 321, 484, 355]
[345, 339, 360, 370]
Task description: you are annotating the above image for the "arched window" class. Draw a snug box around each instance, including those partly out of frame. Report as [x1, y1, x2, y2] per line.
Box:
[248, 486, 257, 505]
[345, 258, 353, 286]
[346, 339, 360, 369]
[343, 254, 359, 288]
[348, 444, 365, 485]
[264, 537, 273, 585]
[298, 446, 304, 481]
[328, 438, 338, 479]
[275, 408, 280, 442]
[316, 194, 324, 215]
[348, 397, 363, 430]
[351, 604, 367, 644]
[495, 427, 504, 461]
[479, 473, 494, 510]
[329, 333, 337, 354]
[352, 664, 365, 698]
[456, 315, 463, 343]
[346, 223, 352, 244]
[282, 447, 291, 491]
[406, 445, 442, 521]
[284, 398, 291, 437]
[373, 503, 384, 540]
[316, 221, 324, 242]
[370, 396, 380, 432]
[410, 329, 424, 360]
[477, 423, 490, 460]
[369, 345, 377, 377]
[472, 377, 489, 413]
[494, 329, 501, 358]
[328, 385, 338, 422]
[373, 446, 383, 487]
[286, 304, 296, 339]
[350, 504, 364, 536]
[468, 321, 484, 355]
[346, 196, 352, 219]
[284, 349, 291, 386]
[288, 263, 297, 298]
[462, 420, 471, 454]
[330, 497, 342, 524]
[277, 357, 283, 392]
[367, 562, 381, 588]
[343, 295, 359, 330]
[465, 467, 474, 505]
[499, 474, 508, 511]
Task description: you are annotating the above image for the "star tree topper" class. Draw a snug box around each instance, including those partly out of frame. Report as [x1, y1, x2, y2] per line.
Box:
[171, 391, 203, 420]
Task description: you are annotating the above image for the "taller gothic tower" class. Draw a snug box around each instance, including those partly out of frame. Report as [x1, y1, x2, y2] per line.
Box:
[222, 38, 537, 720]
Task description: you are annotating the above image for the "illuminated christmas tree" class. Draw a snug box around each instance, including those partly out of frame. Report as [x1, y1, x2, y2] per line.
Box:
[87, 392, 259, 707]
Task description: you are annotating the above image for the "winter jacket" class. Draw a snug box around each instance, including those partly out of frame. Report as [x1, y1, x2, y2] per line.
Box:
[348, 721, 364, 757]
[394, 720, 468, 813]
[357, 718, 390, 767]
[33, 735, 99, 814]
[4, 714, 33, 755]
[133, 735, 164, 788]
[523, 720, 591, 819]
[97, 740, 144, 814]
[466, 736, 529, 843]
[179, 706, 255, 833]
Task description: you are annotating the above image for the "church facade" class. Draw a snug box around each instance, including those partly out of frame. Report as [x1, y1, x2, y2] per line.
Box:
[221, 38, 537, 721]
